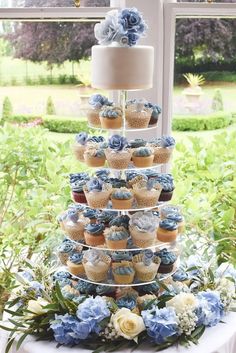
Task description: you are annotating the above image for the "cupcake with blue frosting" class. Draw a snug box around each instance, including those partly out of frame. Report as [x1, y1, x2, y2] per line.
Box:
[129, 211, 158, 248]
[83, 177, 112, 208]
[73, 132, 88, 162]
[84, 222, 105, 246]
[82, 208, 97, 224]
[87, 94, 113, 127]
[155, 248, 177, 274]
[109, 215, 130, 229]
[97, 210, 117, 227]
[157, 219, 178, 243]
[132, 178, 162, 208]
[84, 144, 106, 167]
[105, 134, 131, 169]
[64, 210, 85, 241]
[104, 226, 129, 249]
[70, 172, 90, 204]
[112, 260, 135, 284]
[132, 147, 154, 168]
[132, 250, 161, 282]
[145, 102, 161, 126]
[111, 187, 133, 209]
[165, 212, 185, 234]
[150, 136, 175, 165]
[111, 251, 133, 262]
[67, 252, 85, 276]
[159, 204, 181, 219]
[99, 106, 123, 129]
[156, 174, 175, 202]
[126, 100, 152, 129]
[58, 240, 82, 265]
[83, 249, 111, 282]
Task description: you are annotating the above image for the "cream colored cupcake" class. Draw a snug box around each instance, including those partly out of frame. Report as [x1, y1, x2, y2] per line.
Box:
[111, 188, 133, 210]
[63, 211, 85, 241]
[104, 226, 129, 250]
[132, 250, 160, 282]
[132, 147, 154, 168]
[126, 101, 152, 129]
[105, 134, 131, 169]
[99, 106, 123, 130]
[112, 261, 135, 284]
[84, 145, 106, 168]
[67, 252, 85, 277]
[132, 179, 162, 208]
[83, 178, 112, 209]
[83, 250, 111, 282]
[149, 136, 175, 165]
[73, 132, 88, 162]
[129, 211, 158, 248]
[87, 94, 113, 127]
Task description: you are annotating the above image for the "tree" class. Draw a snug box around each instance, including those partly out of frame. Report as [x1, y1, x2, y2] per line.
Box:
[2, 96, 13, 122]
[46, 96, 56, 115]
[5, 0, 109, 65]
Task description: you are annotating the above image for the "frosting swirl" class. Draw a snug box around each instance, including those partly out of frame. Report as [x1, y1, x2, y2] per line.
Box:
[155, 248, 177, 264]
[97, 211, 117, 224]
[109, 215, 130, 229]
[95, 169, 110, 181]
[159, 219, 178, 231]
[112, 188, 132, 200]
[108, 177, 127, 188]
[83, 208, 97, 220]
[87, 135, 105, 144]
[89, 94, 112, 109]
[155, 174, 174, 192]
[100, 106, 122, 119]
[67, 210, 79, 223]
[69, 252, 83, 265]
[69, 172, 90, 183]
[150, 136, 175, 148]
[106, 226, 129, 241]
[85, 223, 105, 235]
[75, 132, 88, 145]
[71, 180, 87, 193]
[143, 249, 154, 266]
[127, 138, 147, 149]
[172, 269, 189, 282]
[74, 281, 96, 294]
[58, 242, 75, 253]
[144, 102, 161, 120]
[108, 134, 128, 151]
[114, 266, 134, 275]
[133, 147, 153, 157]
[165, 212, 183, 223]
[86, 178, 103, 192]
[111, 251, 132, 262]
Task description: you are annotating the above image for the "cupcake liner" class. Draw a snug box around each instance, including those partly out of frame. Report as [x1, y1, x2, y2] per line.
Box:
[64, 223, 85, 241]
[87, 109, 101, 127]
[126, 110, 151, 129]
[133, 254, 160, 282]
[83, 254, 111, 282]
[156, 228, 178, 243]
[132, 155, 154, 168]
[67, 261, 85, 277]
[58, 252, 70, 266]
[105, 238, 128, 250]
[129, 226, 156, 248]
[72, 191, 87, 204]
[153, 147, 173, 164]
[100, 116, 122, 129]
[84, 189, 111, 208]
[111, 197, 133, 210]
[159, 191, 173, 202]
[133, 189, 161, 207]
[105, 149, 131, 169]
[84, 154, 106, 167]
[112, 261, 135, 284]
[73, 144, 86, 162]
[84, 231, 105, 246]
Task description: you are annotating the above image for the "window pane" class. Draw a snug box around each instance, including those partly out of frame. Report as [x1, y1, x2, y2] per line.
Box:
[0, 0, 110, 7]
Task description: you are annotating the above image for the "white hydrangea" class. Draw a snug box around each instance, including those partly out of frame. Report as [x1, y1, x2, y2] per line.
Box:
[177, 309, 198, 336]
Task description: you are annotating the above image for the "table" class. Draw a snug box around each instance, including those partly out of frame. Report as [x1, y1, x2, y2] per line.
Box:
[1, 312, 236, 353]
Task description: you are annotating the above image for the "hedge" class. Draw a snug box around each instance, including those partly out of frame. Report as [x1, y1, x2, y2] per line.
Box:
[7, 114, 41, 123]
[42, 115, 90, 133]
[172, 112, 232, 131]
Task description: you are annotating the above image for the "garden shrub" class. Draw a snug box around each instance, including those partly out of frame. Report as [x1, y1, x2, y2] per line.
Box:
[212, 89, 224, 112]
[7, 114, 41, 123]
[42, 115, 89, 133]
[46, 96, 56, 115]
[2, 96, 13, 122]
[172, 112, 232, 131]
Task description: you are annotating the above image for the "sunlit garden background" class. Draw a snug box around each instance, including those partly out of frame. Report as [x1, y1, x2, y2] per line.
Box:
[0, 1, 235, 316]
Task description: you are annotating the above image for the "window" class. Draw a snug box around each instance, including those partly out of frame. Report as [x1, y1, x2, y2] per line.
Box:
[0, 0, 110, 8]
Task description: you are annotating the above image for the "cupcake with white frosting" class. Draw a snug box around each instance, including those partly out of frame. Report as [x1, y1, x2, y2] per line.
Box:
[83, 250, 111, 282]
[133, 250, 160, 282]
[129, 211, 158, 248]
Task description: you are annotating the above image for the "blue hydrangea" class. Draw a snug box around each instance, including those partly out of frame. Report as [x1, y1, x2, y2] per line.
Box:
[50, 314, 91, 346]
[20, 271, 34, 282]
[76, 296, 110, 334]
[141, 307, 179, 344]
[196, 291, 224, 327]
[26, 281, 44, 298]
[117, 296, 137, 310]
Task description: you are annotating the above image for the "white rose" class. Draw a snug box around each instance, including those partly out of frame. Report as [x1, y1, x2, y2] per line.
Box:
[111, 308, 145, 341]
[27, 298, 49, 316]
[166, 293, 198, 313]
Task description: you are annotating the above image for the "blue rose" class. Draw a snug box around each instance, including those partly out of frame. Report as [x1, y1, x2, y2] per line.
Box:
[75, 132, 88, 145]
[89, 94, 112, 109]
[127, 31, 140, 46]
[50, 314, 91, 346]
[76, 296, 110, 334]
[109, 134, 127, 151]
[141, 307, 179, 344]
[196, 291, 224, 327]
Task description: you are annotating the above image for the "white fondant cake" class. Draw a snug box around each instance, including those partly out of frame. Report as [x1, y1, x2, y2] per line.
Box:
[92, 45, 154, 90]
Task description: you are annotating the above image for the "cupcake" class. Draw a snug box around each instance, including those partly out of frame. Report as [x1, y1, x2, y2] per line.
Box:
[83, 178, 112, 208]
[129, 211, 158, 248]
[156, 219, 178, 243]
[95, 169, 110, 181]
[82, 208, 97, 224]
[109, 215, 130, 229]
[144, 102, 161, 126]
[53, 270, 72, 288]
[99, 106, 123, 129]
[97, 210, 117, 227]
[165, 212, 185, 234]
[150, 136, 175, 165]
[74, 280, 96, 295]
[108, 177, 127, 189]
[70, 172, 90, 204]
[111, 251, 133, 263]
[58, 240, 81, 265]
[132, 179, 162, 208]
[111, 188, 133, 209]
[73, 132, 88, 162]
[105, 135, 131, 169]
[156, 174, 175, 202]
[126, 100, 151, 129]
[84, 222, 105, 246]
[104, 226, 129, 249]
[83, 250, 111, 282]
[87, 94, 112, 127]
[67, 252, 85, 277]
[155, 248, 177, 274]
[112, 261, 135, 284]
[133, 250, 160, 282]
[159, 205, 181, 219]
[132, 147, 154, 168]
[127, 138, 147, 152]
[57, 212, 67, 231]
[84, 145, 106, 167]
[64, 210, 85, 241]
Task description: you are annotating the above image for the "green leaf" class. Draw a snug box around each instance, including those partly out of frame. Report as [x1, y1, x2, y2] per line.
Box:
[5, 338, 15, 353]
[16, 333, 28, 350]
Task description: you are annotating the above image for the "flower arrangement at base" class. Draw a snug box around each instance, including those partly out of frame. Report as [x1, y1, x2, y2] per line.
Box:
[1, 257, 235, 353]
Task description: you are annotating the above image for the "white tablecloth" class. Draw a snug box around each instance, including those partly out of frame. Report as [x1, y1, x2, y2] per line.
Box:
[1, 312, 236, 353]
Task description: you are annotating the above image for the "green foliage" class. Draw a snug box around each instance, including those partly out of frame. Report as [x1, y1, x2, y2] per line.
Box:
[212, 89, 224, 112]
[172, 130, 236, 264]
[172, 112, 232, 131]
[46, 96, 56, 115]
[42, 115, 89, 133]
[2, 97, 13, 122]
[175, 71, 236, 84]
[6, 114, 41, 123]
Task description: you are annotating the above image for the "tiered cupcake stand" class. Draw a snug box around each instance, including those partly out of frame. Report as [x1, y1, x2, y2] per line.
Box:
[61, 88, 181, 290]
